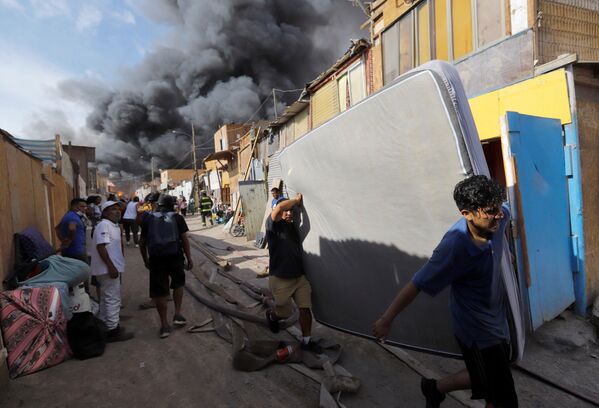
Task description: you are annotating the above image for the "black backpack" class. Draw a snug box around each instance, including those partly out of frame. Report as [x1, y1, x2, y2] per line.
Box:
[147, 212, 180, 256]
[67, 312, 108, 360]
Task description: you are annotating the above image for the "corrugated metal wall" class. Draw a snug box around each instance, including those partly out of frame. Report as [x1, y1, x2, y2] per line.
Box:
[267, 133, 279, 157]
[267, 150, 282, 194]
[311, 80, 340, 128]
[539, 0, 599, 64]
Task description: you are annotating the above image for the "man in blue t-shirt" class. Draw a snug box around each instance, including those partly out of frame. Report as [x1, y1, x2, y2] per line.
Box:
[55, 198, 88, 263]
[373, 175, 518, 408]
[270, 187, 285, 210]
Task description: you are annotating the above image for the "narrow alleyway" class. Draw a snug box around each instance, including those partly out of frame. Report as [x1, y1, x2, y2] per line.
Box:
[1, 218, 596, 408]
[0, 220, 457, 408]
[1, 225, 318, 408]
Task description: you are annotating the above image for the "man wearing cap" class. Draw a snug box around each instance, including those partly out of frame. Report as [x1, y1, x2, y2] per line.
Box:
[140, 194, 193, 338]
[90, 200, 134, 342]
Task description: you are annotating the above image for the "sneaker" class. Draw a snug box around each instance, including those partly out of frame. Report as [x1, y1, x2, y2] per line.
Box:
[159, 325, 172, 339]
[301, 340, 323, 354]
[135, 244, 139, 248]
[421, 378, 445, 408]
[265, 310, 279, 333]
[173, 314, 187, 327]
[106, 326, 135, 343]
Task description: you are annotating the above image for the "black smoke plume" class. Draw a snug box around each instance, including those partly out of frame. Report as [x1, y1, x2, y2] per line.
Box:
[63, 0, 366, 180]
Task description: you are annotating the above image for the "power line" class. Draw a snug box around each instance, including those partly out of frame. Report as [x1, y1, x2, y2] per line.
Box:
[241, 93, 273, 127]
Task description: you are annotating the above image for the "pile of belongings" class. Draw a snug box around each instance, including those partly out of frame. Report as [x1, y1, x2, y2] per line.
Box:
[0, 227, 104, 378]
[0, 286, 70, 378]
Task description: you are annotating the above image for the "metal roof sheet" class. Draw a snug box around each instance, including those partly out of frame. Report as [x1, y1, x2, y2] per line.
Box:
[8, 136, 58, 163]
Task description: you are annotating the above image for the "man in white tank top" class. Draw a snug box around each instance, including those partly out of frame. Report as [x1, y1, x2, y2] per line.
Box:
[123, 196, 140, 247]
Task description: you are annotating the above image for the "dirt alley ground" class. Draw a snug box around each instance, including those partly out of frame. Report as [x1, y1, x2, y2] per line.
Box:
[0, 214, 595, 407]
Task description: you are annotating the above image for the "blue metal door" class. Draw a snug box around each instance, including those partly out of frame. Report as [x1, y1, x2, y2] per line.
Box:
[502, 112, 575, 329]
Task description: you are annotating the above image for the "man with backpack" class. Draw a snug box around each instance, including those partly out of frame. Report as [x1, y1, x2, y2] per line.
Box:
[139, 194, 193, 338]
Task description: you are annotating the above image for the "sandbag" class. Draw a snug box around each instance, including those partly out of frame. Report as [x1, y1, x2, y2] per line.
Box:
[0, 286, 71, 378]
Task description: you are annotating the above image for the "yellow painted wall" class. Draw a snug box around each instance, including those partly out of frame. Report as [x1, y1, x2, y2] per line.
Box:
[312, 80, 340, 128]
[382, 0, 412, 27]
[294, 108, 309, 139]
[221, 171, 230, 185]
[469, 69, 572, 140]
[161, 169, 196, 184]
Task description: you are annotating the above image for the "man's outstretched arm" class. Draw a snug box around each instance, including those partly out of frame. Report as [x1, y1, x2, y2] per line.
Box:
[271, 193, 302, 222]
[372, 281, 420, 340]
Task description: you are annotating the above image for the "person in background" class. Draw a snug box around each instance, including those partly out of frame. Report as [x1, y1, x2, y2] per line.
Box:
[270, 187, 285, 209]
[86, 196, 101, 235]
[56, 198, 88, 263]
[200, 191, 214, 227]
[123, 196, 140, 247]
[188, 196, 196, 216]
[179, 196, 188, 217]
[90, 200, 134, 343]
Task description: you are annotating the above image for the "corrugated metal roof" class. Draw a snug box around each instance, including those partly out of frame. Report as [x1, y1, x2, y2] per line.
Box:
[8, 136, 58, 163]
[267, 39, 370, 132]
[0, 128, 45, 161]
[306, 38, 370, 92]
[269, 100, 309, 129]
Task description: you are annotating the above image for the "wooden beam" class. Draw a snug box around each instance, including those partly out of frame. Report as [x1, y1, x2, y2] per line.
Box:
[534, 53, 577, 76]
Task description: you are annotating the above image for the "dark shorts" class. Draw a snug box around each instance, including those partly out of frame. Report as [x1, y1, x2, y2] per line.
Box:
[458, 339, 518, 407]
[149, 256, 185, 298]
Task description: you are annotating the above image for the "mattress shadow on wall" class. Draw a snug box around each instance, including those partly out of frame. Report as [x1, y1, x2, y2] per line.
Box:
[297, 207, 459, 355]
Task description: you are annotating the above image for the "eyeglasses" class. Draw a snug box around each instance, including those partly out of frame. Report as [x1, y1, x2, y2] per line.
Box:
[478, 206, 504, 219]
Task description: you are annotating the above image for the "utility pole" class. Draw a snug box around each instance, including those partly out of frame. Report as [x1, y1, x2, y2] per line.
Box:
[191, 123, 201, 205]
[150, 156, 155, 192]
[272, 88, 277, 119]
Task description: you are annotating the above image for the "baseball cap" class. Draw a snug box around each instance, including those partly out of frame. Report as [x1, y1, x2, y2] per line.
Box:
[157, 194, 175, 209]
[101, 200, 119, 212]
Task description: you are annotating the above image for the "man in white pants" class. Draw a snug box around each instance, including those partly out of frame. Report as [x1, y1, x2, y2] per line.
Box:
[90, 201, 134, 342]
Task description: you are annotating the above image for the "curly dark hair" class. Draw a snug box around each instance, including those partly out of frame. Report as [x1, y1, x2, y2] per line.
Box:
[453, 175, 504, 212]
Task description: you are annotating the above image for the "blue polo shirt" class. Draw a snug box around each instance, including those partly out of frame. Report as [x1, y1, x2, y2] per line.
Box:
[412, 206, 510, 348]
[59, 210, 86, 257]
[271, 196, 285, 209]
